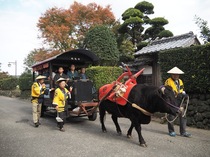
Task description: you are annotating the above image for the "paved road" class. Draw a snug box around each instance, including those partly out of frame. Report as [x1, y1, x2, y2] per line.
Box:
[0, 96, 210, 157]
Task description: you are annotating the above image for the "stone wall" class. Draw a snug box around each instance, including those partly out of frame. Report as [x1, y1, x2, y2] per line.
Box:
[0, 89, 21, 97]
[187, 94, 210, 129]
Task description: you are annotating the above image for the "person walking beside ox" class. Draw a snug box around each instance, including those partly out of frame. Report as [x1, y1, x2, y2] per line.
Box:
[165, 67, 191, 137]
[31, 75, 48, 127]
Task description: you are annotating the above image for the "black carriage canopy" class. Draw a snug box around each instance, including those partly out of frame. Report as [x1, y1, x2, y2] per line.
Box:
[32, 49, 99, 72]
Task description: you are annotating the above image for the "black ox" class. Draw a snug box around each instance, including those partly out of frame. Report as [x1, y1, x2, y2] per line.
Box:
[99, 84, 180, 147]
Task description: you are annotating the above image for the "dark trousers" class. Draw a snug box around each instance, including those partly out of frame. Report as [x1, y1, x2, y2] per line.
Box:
[167, 114, 187, 134]
[57, 111, 66, 129]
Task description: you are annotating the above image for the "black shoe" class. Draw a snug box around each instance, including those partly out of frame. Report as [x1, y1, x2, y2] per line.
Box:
[60, 128, 65, 132]
[181, 132, 191, 137]
[34, 123, 39, 127]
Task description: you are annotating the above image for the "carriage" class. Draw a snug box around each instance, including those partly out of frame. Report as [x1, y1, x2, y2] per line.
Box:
[32, 49, 99, 121]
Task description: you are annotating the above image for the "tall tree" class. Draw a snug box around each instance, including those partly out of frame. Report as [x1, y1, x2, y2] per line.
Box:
[23, 48, 60, 72]
[118, 1, 173, 50]
[23, 49, 39, 71]
[37, 2, 116, 52]
[144, 17, 173, 40]
[194, 15, 210, 43]
[83, 25, 119, 65]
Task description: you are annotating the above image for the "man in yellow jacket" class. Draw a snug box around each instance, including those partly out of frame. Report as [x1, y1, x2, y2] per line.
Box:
[53, 78, 71, 132]
[165, 67, 191, 137]
[31, 75, 48, 127]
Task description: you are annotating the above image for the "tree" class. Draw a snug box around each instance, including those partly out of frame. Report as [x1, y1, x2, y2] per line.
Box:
[0, 72, 9, 79]
[118, 8, 144, 45]
[119, 40, 135, 62]
[23, 48, 60, 72]
[23, 49, 38, 71]
[194, 15, 210, 43]
[118, 1, 173, 50]
[84, 25, 120, 65]
[37, 2, 116, 52]
[144, 17, 173, 40]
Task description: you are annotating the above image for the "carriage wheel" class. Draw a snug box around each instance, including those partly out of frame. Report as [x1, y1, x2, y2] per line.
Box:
[88, 111, 97, 121]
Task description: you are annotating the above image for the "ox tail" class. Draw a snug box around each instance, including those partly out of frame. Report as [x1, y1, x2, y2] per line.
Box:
[131, 103, 153, 116]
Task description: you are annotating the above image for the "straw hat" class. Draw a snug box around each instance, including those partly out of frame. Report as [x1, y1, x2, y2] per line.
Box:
[56, 77, 67, 84]
[167, 67, 184, 74]
[36, 75, 46, 80]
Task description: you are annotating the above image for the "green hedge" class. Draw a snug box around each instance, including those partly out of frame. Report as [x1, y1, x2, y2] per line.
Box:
[86, 66, 123, 90]
[0, 77, 18, 90]
[159, 43, 210, 94]
[18, 73, 33, 91]
[20, 90, 31, 99]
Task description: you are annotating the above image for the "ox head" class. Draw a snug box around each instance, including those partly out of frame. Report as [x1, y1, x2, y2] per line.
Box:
[158, 86, 180, 116]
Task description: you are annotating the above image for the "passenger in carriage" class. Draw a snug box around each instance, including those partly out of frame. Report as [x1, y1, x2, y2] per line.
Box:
[53, 67, 68, 88]
[67, 64, 79, 80]
[165, 67, 191, 137]
[79, 67, 88, 80]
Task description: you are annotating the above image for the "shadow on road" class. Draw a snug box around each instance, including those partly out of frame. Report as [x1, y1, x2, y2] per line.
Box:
[17, 104, 168, 146]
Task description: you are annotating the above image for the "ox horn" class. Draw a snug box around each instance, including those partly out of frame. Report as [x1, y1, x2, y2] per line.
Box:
[133, 68, 145, 79]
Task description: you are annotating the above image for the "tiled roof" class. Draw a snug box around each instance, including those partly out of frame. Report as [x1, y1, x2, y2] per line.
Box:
[134, 32, 200, 56]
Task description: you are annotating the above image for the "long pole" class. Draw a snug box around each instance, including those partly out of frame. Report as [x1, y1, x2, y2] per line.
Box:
[15, 60, 17, 77]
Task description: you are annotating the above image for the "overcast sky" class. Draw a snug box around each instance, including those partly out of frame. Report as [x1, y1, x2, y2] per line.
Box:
[0, 0, 209, 75]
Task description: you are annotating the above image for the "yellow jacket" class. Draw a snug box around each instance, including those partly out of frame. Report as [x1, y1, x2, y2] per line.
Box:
[165, 77, 184, 96]
[31, 82, 46, 103]
[53, 88, 69, 112]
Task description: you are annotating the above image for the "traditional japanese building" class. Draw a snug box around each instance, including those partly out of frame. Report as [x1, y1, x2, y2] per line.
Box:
[129, 31, 201, 86]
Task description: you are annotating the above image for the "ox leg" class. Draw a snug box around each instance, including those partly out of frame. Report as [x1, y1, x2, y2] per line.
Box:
[127, 123, 134, 138]
[99, 105, 107, 133]
[111, 115, 122, 135]
[134, 122, 147, 147]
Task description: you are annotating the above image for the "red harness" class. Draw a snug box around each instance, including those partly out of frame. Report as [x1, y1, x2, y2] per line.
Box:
[99, 68, 145, 106]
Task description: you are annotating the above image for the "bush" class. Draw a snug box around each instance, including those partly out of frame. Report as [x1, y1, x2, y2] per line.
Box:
[86, 66, 123, 90]
[20, 90, 31, 99]
[137, 41, 148, 50]
[84, 25, 120, 65]
[18, 72, 33, 91]
[0, 77, 18, 90]
[159, 43, 210, 94]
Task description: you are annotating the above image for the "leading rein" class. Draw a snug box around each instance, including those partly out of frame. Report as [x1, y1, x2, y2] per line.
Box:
[158, 86, 181, 112]
[165, 95, 189, 123]
[158, 86, 189, 123]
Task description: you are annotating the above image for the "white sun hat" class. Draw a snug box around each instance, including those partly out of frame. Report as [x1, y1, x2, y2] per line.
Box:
[167, 67, 184, 74]
[36, 75, 46, 80]
[56, 77, 67, 83]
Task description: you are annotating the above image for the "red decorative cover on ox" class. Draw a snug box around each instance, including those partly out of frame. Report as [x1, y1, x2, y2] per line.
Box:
[99, 81, 136, 106]
[99, 68, 144, 106]
[99, 82, 116, 101]
[108, 81, 136, 105]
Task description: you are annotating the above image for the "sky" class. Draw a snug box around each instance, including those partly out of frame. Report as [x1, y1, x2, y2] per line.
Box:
[0, 0, 209, 76]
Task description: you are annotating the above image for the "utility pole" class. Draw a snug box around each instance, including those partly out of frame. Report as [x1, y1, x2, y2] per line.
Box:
[8, 60, 17, 77]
